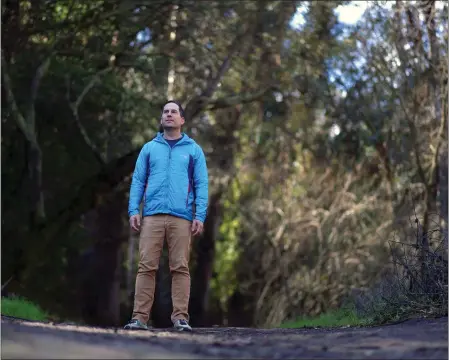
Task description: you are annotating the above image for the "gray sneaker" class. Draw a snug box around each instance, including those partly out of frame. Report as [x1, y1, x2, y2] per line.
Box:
[173, 319, 192, 332]
[124, 319, 148, 330]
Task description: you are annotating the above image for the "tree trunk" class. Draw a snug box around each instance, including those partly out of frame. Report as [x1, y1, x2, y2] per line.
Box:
[438, 149, 448, 240]
[418, 0, 445, 287]
[126, 233, 138, 305]
[227, 289, 254, 327]
[79, 191, 127, 327]
[27, 142, 45, 224]
[151, 241, 173, 328]
[189, 192, 223, 327]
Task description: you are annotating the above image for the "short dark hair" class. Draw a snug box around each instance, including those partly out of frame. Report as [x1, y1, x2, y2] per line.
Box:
[159, 100, 185, 133]
[162, 100, 185, 118]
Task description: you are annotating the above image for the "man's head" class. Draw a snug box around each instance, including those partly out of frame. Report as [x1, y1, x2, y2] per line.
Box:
[160, 100, 185, 132]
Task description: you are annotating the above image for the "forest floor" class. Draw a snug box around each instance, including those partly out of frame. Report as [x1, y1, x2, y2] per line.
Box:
[1, 315, 447, 359]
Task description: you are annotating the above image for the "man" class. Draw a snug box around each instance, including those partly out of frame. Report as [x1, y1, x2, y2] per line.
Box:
[124, 100, 208, 332]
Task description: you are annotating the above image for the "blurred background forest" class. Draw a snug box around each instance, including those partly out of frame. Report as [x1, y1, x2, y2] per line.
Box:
[2, 0, 448, 328]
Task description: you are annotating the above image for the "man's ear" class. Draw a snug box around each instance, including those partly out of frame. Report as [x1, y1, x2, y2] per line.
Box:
[181, 117, 185, 125]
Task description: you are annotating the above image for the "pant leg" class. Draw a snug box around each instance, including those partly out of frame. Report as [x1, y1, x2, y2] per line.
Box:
[166, 215, 192, 323]
[132, 215, 166, 324]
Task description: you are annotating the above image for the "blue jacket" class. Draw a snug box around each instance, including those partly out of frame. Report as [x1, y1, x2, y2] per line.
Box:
[128, 132, 209, 223]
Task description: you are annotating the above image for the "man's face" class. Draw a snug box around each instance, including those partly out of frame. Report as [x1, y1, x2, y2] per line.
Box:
[161, 102, 185, 130]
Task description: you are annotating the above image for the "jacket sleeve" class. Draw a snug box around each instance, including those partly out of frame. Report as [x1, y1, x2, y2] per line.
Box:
[193, 145, 209, 223]
[128, 143, 149, 217]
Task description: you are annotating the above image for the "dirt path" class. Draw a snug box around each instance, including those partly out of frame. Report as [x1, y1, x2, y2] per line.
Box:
[2, 316, 447, 359]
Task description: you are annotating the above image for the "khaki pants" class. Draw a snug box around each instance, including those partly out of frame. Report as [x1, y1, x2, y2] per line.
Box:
[132, 215, 192, 324]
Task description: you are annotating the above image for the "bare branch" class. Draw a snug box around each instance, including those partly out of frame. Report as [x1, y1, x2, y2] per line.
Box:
[202, 35, 243, 99]
[206, 86, 278, 111]
[1, 276, 14, 292]
[28, 55, 53, 131]
[429, 105, 447, 186]
[1, 53, 35, 144]
[184, 31, 250, 120]
[1, 53, 48, 220]
[66, 67, 113, 164]
[366, 50, 428, 186]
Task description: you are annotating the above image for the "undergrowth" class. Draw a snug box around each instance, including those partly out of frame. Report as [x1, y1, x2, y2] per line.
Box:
[280, 304, 372, 329]
[1, 296, 50, 322]
[283, 212, 448, 329]
[350, 213, 448, 324]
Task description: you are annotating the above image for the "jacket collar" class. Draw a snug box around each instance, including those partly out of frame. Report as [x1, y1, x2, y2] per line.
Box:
[154, 131, 194, 145]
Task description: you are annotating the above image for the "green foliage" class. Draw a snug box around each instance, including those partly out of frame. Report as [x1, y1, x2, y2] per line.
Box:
[212, 180, 242, 312]
[1, 296, 50, 322]
[279, 305, 373, 329]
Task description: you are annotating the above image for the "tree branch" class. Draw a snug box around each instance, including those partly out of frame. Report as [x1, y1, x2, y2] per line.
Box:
[28, 55, 53, 131]
[66, 67, 113, 165]
[429, 92, 447, 189]
[36, 146, 141, 242]
[1, 53, 35, 144]
[1, 52, 50, 221]
[206, 85, 278, 111]
[184, 30, 250, 120]
[367, 50, 428, 185]
[204, 32, 247, 99]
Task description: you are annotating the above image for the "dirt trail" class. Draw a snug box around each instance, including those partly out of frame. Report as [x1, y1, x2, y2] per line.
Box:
[2, 316, 447, 359]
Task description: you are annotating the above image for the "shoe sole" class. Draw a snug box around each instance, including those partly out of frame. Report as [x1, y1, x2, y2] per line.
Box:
[174, 326, 192, 332]
[124, 326, 148, 331]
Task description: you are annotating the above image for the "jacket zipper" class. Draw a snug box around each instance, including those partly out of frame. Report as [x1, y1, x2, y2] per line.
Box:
[159, 136, 187, 213]
[166, 142, 172, 212]
[165, 139, 181, 212]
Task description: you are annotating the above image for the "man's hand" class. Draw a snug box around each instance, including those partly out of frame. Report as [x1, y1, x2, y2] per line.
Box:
[130, 214, 141, 232]
[191, 219, 204, 236]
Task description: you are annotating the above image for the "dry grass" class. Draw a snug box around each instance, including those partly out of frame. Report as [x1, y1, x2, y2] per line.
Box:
[350, 213, 448, 324]
[235, 157, 447, 328]
[236, 162, 393, 327]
